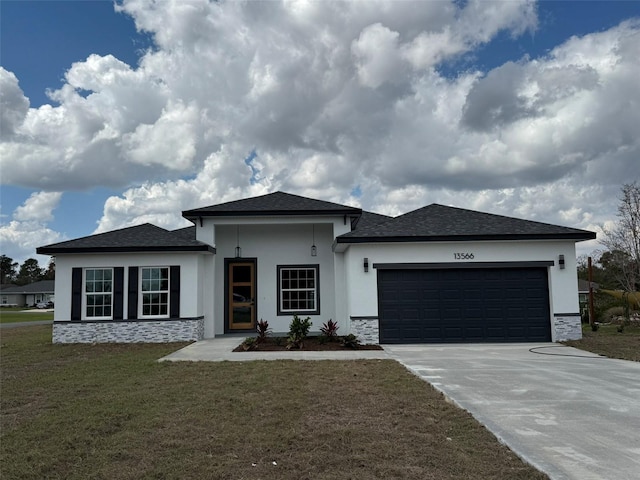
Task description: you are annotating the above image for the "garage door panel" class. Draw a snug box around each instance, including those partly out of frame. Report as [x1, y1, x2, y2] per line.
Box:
[379, 267, 551, 344]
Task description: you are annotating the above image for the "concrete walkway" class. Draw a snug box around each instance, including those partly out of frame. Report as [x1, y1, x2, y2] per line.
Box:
[159, 336, 390, 362]
[384, 343, 640, 480]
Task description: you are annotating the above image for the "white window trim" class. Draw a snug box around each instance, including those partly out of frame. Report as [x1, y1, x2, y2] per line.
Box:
[277, 265, 320, 315]
[83, 268, 114, 320]
[139, 266, 170, 319]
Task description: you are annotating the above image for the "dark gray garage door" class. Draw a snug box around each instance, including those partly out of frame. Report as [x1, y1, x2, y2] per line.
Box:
[378, 267, 551, 344]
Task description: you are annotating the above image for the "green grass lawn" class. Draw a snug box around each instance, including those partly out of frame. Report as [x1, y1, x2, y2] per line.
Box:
[564, 323, 640, 362]
[0, 308, 54, 323]
[0, 326, 547, 480]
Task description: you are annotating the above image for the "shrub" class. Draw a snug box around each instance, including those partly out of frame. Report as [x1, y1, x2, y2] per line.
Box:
[341, 333, 360, 349]
[286, 315, 312, 350]
[242, 337, 258, 351]
[320, 319, 339, 340]
[256, 319, 271, 343]
[604, 306, 626, 321]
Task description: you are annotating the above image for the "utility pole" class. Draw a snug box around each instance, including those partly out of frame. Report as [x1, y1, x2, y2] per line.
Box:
[588, 256, 595, 326]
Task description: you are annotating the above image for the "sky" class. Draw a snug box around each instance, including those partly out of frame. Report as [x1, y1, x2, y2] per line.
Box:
[1, 0, 639, 266]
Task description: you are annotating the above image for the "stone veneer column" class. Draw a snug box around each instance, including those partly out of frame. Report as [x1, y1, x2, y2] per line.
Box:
[552, 314, 582, 341]
[349, 317, 379, 345]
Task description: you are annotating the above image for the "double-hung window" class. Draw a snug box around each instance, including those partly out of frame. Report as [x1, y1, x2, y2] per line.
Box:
[140, 267, 169, 317]
[85, 268, 113, 319]
[277, 265, 319, 315]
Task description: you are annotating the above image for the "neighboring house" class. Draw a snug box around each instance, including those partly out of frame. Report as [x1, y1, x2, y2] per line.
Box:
[578, 279, 599, 303]
[0, 280, 55, 307]
[37, 191, 596, 345]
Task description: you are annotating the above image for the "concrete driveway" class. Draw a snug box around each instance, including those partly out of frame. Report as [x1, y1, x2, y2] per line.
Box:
[383, 343, 640, 480]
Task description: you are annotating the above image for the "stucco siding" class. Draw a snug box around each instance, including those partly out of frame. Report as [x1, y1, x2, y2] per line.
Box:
[344, 240, 582, 342]
[210, 222, 338, 334]
[53, 252, 208, 323]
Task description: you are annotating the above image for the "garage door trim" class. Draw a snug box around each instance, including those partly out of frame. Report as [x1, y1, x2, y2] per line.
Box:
[374, 261, 555, 270]
[377, 266, 552, 344]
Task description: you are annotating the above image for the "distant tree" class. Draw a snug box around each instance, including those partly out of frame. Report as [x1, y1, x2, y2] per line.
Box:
[16, 258, 44, 286]
[0, 255, 18, 284]
[600, 181, 640, 295]
[43, 257, 55, 280]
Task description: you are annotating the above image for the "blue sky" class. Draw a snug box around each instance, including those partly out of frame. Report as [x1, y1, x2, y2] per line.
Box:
[1, 0, 152, 243]
[1, 1, 639, 264]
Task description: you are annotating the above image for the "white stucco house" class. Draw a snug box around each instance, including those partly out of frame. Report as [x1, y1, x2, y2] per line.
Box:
[37, 191, 595, 345]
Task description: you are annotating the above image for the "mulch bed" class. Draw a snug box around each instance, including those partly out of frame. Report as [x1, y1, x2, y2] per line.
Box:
[232, 336, 383, 352]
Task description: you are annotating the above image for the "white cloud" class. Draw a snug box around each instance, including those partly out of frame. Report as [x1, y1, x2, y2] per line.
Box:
[0, 192, 64, 264]
[1, 1, 638, 256]
[0, 68, 30, 138]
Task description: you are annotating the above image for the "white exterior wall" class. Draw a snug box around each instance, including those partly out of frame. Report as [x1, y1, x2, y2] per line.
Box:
[344, 240, 581, 342]
[196, 216, 350, 338]
[53, 252, 208, 322]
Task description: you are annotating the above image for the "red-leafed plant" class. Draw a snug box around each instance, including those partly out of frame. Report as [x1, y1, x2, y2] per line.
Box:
[320, 319, 339, 341]
[256, 319, 271, 343]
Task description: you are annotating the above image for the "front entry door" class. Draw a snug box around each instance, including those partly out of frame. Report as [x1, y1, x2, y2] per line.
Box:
[227, 261, 256, 331]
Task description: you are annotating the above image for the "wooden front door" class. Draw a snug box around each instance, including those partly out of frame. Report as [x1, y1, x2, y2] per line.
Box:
[227, 261, 256, 330]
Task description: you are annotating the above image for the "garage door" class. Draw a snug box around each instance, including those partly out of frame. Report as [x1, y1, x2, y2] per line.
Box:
[378, 267, 551, 344]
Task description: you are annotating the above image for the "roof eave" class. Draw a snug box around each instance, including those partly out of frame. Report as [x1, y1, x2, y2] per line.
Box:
[182, 208, 361, 219]
[336, 232, 597, 243]
[36, 245, 215, 255]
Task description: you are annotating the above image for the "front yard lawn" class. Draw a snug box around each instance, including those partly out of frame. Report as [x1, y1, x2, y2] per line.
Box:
[0, 308, 54, 324]
[0, 326, 547, 479]
[564, 324, 640, 362]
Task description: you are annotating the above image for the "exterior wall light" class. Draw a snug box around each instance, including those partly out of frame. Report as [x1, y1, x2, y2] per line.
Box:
[559, 254, 565, 269]
[364, 257, 369, 273]
[311, 224, 317, 257]
[235, 226, 242, 258]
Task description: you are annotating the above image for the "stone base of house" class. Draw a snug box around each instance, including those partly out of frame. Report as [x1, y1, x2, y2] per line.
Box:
[552, 314, 582, 341]
[52, 318, 205, 344]
[350, 317, 379, 345]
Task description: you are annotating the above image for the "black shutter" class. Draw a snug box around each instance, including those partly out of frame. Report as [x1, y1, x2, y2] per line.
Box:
[71, 268, 82, 320]
[170, 265, 180, 318]
[113, 267, 124, 320]
[128, 267, 138, 320]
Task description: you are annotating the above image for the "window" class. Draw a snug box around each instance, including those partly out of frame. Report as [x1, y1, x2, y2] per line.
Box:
[277, 265, 319, 315]
[140, 267, 169, 317]
[85, 268, 113, 318]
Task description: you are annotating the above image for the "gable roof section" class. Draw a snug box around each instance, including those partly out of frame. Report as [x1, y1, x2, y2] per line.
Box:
[37, 224, 213, 255]
[351, 210, 393, 231]
[183, 191, 361, 218]
[337, 204, 596, 243]
[1, 280, 55, 294]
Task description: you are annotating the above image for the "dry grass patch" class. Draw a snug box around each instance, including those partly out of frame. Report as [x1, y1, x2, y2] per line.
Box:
[1, 326, 547, 479]
[564, 324, 640, 361]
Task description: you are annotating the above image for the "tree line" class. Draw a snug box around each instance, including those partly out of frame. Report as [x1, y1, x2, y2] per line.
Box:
[578, 181, 640, 296]
[0, 256, 54, 286]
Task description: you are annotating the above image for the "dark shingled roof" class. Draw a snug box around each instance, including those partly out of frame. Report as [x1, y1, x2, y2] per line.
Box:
[338, 204, 596, 243]
[352, 210, 393, 231]
[1, 280, 55, 294]
[37, 224, 213, 254]
[183, 191, 361, 218]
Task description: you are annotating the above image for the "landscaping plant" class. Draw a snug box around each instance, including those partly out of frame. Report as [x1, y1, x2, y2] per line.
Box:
[256, 319, 271, 343]
[341, 333, 361, 349]
[319, 319, 339, 341]
[286, 315, 312, 349]
[241, 337, 258, 351]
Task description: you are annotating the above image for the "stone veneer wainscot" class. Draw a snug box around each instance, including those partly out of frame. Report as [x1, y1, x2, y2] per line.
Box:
[52, 318, 204, 344]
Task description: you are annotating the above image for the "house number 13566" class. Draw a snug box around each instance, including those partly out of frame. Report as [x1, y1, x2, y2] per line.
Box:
[453, 253, 474, 260]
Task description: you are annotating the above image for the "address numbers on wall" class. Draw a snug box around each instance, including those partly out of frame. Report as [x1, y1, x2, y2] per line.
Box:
[453, 253, 475, 260]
